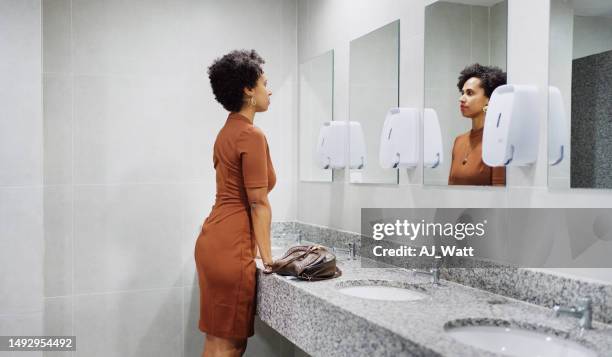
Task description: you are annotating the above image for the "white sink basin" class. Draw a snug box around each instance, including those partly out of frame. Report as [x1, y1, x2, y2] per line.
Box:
[446, 325, 597, 357]
[337, 284, 427, 301]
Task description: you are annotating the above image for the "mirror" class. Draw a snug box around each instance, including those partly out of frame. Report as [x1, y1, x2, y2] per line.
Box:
[423, 0, 508, 186]
[349, 20, 400, 184]
[299, 50, 334, 182]
[549, 0, 612, 189]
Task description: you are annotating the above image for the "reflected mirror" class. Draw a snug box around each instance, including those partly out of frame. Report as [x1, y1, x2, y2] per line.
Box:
[549, 0, 612, 189]
[349, 20, 400, 184]
[423, 0, 508, 186]
[299, 50, 334, 182]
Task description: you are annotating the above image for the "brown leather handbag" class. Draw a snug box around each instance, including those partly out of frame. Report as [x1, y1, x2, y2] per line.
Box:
[271, 244, 342, 281]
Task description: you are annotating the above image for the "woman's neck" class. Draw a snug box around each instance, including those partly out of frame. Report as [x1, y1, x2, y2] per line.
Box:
[471, 112, 485, 131]
[238, 107, 256, 124]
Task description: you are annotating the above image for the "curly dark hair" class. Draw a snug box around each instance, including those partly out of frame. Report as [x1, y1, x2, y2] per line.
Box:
[207, 49, 265, 112]
[457, 63, 507, 98]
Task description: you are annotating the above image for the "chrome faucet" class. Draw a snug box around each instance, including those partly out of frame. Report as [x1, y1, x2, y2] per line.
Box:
[553, 297, 593, 329]
[412, 267, 441, 285]
[332, 242, 357, 260]
[412, 267, 440, 285]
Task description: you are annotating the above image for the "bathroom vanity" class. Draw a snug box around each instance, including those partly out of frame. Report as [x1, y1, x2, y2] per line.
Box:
[256, 224, 612, 357]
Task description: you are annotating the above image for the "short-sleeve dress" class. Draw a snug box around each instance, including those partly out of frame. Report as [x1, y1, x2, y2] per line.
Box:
[194, 112, 276, 339]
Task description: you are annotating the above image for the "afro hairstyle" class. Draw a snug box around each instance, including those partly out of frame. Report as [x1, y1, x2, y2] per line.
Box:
[208, 49, 265, 112]
[457, 63, 507, 98]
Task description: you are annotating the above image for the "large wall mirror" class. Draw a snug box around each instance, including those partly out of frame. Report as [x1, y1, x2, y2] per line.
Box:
[549, 0, 612, 189]
[423, 0, 508, 187]
[349, 20, 400, 184]
[299, 50, 334, 182]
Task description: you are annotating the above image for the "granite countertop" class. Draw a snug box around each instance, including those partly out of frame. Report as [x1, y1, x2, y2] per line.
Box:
[255, 237, 612, 357]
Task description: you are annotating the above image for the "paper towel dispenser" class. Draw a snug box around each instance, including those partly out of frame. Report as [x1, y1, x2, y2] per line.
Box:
[548, 86, 567, 166]
[424, 108, 444, 169]
[379, 108, 418, 169]
[482, 84, 540, 167]
[349, 121, 367, 169]
[316, 121, 347, 169]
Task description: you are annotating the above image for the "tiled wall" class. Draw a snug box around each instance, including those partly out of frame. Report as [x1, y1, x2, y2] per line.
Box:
[3, 1, 611, 356]
[0, 1, 44, 356]
[41, 0, 298, 355]
[296, 0, 612, 283]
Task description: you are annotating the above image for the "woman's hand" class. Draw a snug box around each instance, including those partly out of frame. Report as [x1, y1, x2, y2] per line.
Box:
[263, 261, 275, 274]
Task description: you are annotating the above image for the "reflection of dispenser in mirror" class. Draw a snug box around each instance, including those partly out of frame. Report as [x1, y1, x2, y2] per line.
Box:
[379, 108, 418, 169]
[424, 108, 444, 169]
[349, 121, 367, 169]
[316, 121, 347, 169]
[548, 86, 567, 166]
[482, 84, 539, 166]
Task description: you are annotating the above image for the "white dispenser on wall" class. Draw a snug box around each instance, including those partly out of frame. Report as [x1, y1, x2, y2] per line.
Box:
[349, 121, 367, 169]
[548, 86, 567, 166]
[316, 121, 347, 169]
[379, 108, 418, 169]
[424, 108, 444, 168]
[482, 84, 540, 166]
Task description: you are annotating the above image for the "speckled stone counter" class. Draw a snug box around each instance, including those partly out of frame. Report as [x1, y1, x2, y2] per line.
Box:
[273, 221, 612, 325]
[255, 235, 612, 357]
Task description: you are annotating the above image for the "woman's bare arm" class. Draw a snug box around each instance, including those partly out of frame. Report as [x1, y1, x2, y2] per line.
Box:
[246, 187, 273, 269]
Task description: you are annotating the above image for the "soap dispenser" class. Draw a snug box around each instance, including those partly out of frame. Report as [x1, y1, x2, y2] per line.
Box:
[316, 121, 347, 169]
[424, 108, 444, 168]
[379, 108, 419, 169]
[482, 84, 540, 166]
[548, 86, 567, 166]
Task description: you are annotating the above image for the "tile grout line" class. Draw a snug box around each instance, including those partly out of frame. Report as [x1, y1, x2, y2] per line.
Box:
[50, 286, 185, 299]
[40, 0, 44, 354]
[180, 182, 186, 357]
[69, 0, 75, 355]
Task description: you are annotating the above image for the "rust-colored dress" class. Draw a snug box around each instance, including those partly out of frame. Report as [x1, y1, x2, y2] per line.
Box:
[448, 127, 506, 186]
[194, 112, 276, 339]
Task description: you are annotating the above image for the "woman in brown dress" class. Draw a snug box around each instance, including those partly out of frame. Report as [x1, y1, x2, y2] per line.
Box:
[449, 63, 507, 186]
[195, 49, 276, 357]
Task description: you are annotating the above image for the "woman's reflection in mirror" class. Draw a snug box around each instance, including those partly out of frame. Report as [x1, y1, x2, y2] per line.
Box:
[448, 63, 507, 186]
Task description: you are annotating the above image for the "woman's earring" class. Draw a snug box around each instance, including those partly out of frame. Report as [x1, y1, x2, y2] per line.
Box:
[250, 96, 257, 106]
[483, 104, 488, 113]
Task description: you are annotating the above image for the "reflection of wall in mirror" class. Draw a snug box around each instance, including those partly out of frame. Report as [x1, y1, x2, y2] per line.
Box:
[571, 50, 612, 188]
[571, 15, 612, 188]
[349, 21, 399, 184]
[549, 0, 612, 188]
[298, 53, 333, 182]
[423, 0, 507, 186]
[548, 0, 574, 187]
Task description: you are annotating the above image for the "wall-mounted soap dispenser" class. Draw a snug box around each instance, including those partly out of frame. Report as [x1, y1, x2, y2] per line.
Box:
[482, 84, 540, 167]
[379, 108, 418, 169]
[349, 121, 367, 169]
[317, 121, 347, 169]
[424, 108, 444, 169]
[548, 86, 567, 166]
